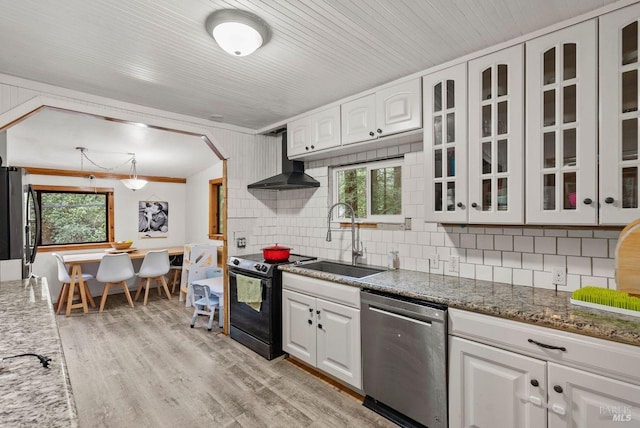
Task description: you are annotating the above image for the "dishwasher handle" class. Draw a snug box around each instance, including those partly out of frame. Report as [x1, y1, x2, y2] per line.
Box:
[369, 306, 433, 327]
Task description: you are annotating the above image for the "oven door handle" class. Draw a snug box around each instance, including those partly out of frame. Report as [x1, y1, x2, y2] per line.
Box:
[228, 270, 272, 288]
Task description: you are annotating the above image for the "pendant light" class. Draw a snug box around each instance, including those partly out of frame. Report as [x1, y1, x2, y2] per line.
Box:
[121, 154, 148, 191]
[205, 9, 271, 57]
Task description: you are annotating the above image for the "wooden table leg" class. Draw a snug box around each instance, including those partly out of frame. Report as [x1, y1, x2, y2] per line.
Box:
[66, 264, 89, 316]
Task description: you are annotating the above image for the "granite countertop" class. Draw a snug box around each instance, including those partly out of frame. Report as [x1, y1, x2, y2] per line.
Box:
[0, 278, 78, 427]
[280, 264, 640, 347]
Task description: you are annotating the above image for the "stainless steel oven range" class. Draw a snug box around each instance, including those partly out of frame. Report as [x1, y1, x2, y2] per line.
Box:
[227, 253, 316, 360]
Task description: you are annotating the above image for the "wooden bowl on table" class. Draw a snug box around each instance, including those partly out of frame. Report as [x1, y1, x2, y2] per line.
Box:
[110, 241, 133, 251]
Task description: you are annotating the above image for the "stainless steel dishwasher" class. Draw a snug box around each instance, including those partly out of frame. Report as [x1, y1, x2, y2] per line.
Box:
[361, 289, 447, 428]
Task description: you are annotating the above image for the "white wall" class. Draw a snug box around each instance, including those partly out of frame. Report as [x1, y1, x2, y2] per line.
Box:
[185, 161, 223, 243]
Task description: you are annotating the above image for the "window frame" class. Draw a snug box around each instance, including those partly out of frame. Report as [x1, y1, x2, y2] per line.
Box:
[34, 185, 115, 252]
[332, 158, 404, 223]
[208, 178, 225, 240]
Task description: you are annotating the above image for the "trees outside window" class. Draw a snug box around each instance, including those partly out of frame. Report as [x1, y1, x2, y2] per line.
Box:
[34, 186, 114, 250]
[333, 159, 403, 222]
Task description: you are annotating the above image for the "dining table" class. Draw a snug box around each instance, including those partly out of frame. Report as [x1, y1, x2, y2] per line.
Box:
[61, 246, 184, 316]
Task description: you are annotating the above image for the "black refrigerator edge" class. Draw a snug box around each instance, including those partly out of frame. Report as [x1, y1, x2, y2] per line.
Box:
[0, 165, 41, 279]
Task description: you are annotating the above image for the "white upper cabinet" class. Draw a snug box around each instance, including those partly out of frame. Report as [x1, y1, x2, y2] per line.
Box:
[423, 63, 468, 223]
[341, 79, 421, 145]
[468, 45, 524, 224]
[376, 79, 422, 137]
[288, 105, 340, 158]
[526, 20, 597, 225]
[341, 94, 376, 144]
[600, 3, 640, 225]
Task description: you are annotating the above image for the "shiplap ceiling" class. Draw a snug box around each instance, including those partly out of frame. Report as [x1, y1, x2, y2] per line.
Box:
[0, 0, 621, 130]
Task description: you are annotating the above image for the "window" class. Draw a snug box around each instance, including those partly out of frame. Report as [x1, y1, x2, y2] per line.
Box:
[332, 159, 403, 222]
[209, 179, 225, 239]
[34, 185, 114, 250]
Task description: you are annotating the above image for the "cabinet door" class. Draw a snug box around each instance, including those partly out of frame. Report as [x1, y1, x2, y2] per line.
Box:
[376, 78, 422, 137]
[282, 289, 316, 366]
[341, 94, 376, 145]
[449, 337, 547, 428]
[526, 20, 597, 225]
[315, 298, 361, 389]
[548, 362, 640, 428]
[310, 106, 341, 152]
[600, 3, 640, 225]
[424, 63, 468, 223]
[287, 117, 310, 158]
[468, 45, 524, 223]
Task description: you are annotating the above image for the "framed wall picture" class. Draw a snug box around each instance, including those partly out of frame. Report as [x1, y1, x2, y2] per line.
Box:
[138, 201, 169, 238]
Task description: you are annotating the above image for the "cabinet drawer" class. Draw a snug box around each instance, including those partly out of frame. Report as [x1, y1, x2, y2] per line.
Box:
[282, 272, 360, 309]
[449, 308, 640, 386]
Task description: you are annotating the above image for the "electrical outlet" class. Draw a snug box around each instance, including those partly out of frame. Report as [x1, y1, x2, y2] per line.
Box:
[552, 268, 566, 286]
[236, 237, 246, 248]
[429, 253, 439, 268]
[449, 256, 459, 273]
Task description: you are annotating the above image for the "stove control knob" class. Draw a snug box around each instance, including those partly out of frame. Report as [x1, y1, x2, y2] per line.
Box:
[261, 265, 268, 272]
[232, 259, 239, 265]
[254, 264, 262, 271]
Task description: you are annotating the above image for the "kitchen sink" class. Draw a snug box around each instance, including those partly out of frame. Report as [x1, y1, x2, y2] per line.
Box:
[297, 260, 384, 278]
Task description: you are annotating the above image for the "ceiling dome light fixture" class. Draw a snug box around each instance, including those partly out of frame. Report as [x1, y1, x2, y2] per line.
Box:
[205, 9, 271, 57]
[121, 154, 148, 191]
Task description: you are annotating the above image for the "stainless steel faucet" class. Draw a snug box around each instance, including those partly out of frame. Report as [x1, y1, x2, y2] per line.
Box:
[326, 202, 363, 266]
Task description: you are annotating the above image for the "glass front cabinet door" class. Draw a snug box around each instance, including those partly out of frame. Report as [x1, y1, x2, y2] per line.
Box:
[600, 3, 640, 225]
[423, 63, 468, 223]
[525, 20, 597, 225]
[468, 45, 524, 224]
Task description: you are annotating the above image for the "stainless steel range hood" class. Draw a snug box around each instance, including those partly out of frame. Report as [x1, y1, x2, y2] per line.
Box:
[248, 132, 320, 190]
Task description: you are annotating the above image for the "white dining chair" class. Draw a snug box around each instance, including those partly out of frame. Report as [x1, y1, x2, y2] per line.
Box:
[52, 252, 95, 315]
[96, 253, 135, 312]
[134, 250, 171, 305]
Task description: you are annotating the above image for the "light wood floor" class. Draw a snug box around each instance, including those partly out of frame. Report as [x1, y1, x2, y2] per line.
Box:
[56, 293, 394, 428]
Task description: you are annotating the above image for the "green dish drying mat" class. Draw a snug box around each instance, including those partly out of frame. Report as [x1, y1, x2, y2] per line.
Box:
[571, 286, 640, 318]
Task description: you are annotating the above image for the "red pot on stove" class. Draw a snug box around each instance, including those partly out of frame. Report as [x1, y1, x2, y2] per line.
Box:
[262, 244, 292, 262]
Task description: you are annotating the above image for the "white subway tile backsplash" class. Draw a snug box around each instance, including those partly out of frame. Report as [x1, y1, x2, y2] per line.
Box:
[431, 232, 445, 246]
[533, 271, 553, 289]
[247, 150, 615, 290]
[534, 237, 556, 254]
[523, 253, 543, 271]
[582, 239, 608, 257]
[593, 230, 622, 239]
[592, 258, 614, 278]
[460, 234, 476, 249]
[475, 265, 493, 281]
[581, 276, 608, 288]
[466, 249, 483, 264]
[567, 256, 591, 275]
[514, 236, 534, 253]
[484, 250, 501, 266]
[494, 267, 512, 284]
[513, 269, 533, 286]
[523, 229, 544, 236]
[568, 229, 593, 238]
[477, 235, 494, 250]
[502, 252, 522, 268]
[543, 255, 566, 271]
[459, 263, 475, 279]
[557, 238, 581, 256]
[494, 235, 513, 251]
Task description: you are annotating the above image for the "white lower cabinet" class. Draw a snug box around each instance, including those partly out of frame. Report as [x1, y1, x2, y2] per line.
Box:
[449, 309, 640, 428]
[548, 363, 640, 428]
[282, 281, 361, 389]
[449, 337, 547, 428]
